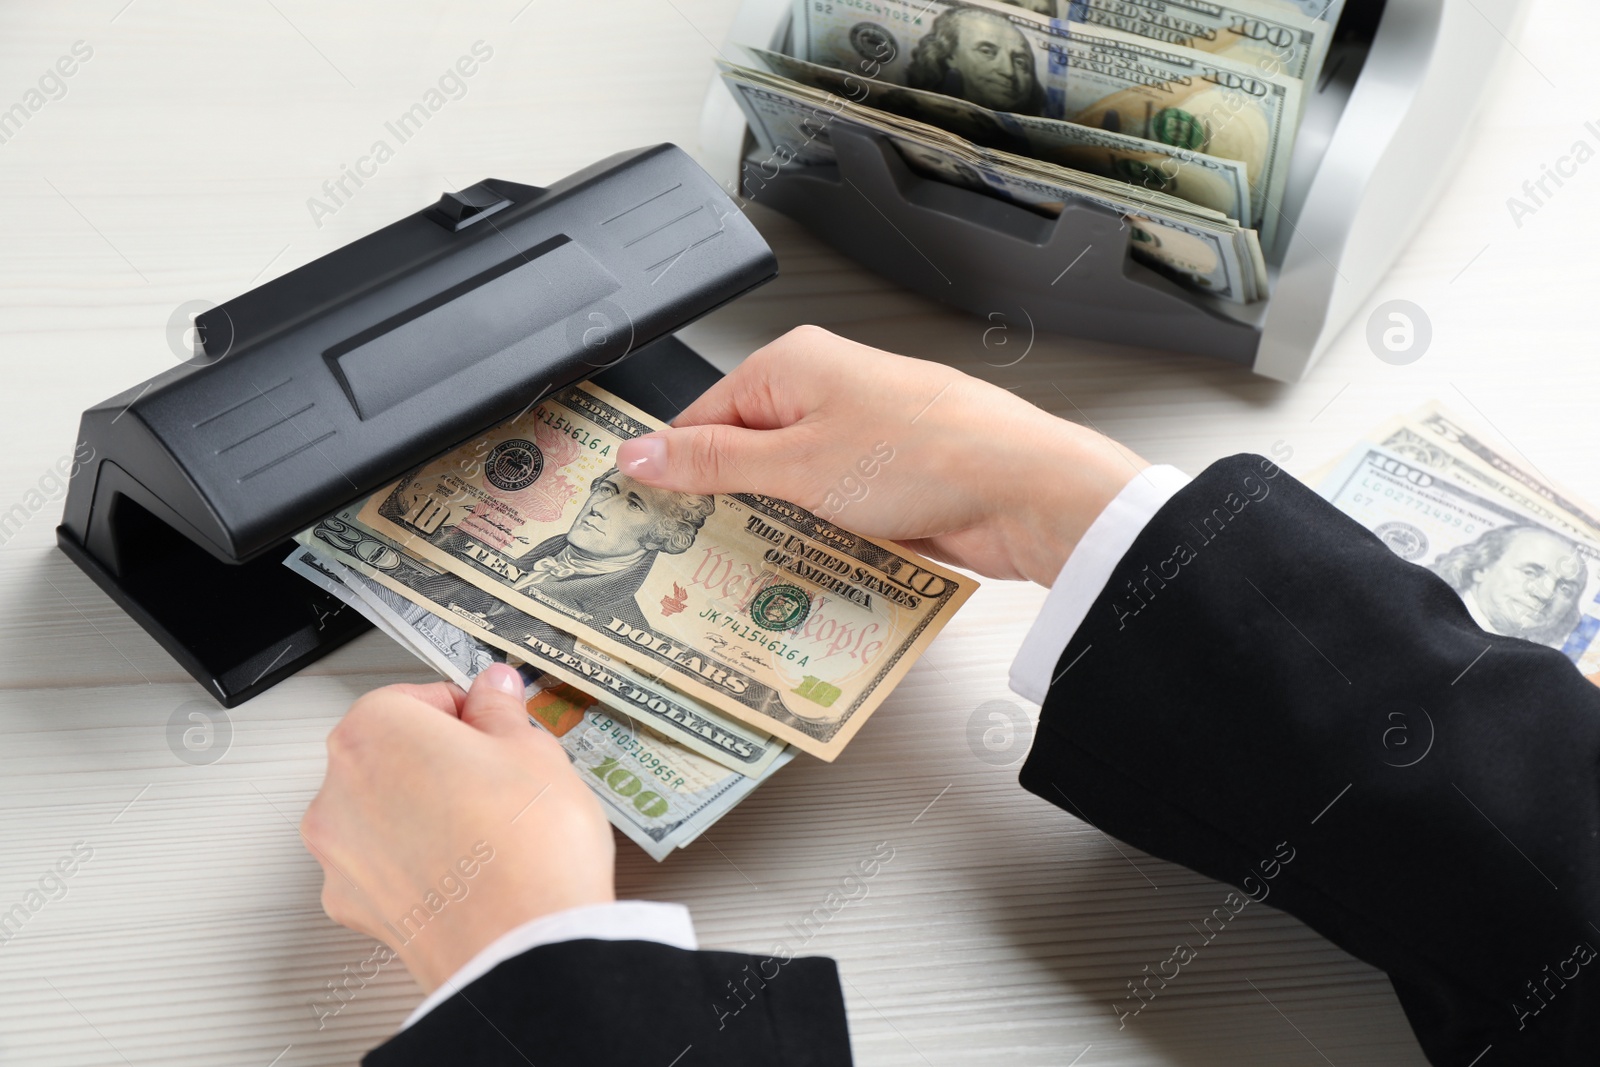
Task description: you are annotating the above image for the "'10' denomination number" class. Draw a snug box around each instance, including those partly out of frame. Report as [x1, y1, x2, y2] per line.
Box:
[399, 496, 452, 535]
[794, 675, 842, 707]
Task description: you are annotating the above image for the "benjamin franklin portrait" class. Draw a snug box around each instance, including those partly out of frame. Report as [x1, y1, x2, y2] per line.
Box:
[1431, 525, 1587, 647]
[907, 4, 1046, 115]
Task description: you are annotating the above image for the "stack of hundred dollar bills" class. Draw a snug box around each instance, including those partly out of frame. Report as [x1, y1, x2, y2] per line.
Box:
[284, 380, 975, 860]
[722, 0, 1349, 304]
[1315, 403, 1600, 684]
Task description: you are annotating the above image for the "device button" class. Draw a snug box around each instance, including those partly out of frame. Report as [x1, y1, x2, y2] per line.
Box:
[427, 183, 512, 231]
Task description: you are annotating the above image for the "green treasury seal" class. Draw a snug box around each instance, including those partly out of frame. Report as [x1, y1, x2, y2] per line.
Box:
[751, 584, 812, 631]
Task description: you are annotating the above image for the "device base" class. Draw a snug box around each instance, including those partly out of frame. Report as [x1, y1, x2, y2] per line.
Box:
[56, 522, 370, 708]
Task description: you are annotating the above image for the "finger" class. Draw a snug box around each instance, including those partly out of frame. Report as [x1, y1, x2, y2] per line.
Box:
[895, 536, 962, 571]
[320, 872, 383, 941]
[669, 369, 755, 430]
[300, 794, 367, 917]
[378, 681, 467, 717]
[617, 422, 805, 496]
[670, 327, 825, 431]
[460, 663, 531, 738]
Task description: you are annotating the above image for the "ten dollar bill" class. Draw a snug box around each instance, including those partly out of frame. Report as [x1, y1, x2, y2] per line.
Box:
[358, 380, 975, 760]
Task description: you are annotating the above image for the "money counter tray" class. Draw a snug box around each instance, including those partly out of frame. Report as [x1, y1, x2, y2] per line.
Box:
[700, 0, 1529, 380]
[56, 145, 773, 706]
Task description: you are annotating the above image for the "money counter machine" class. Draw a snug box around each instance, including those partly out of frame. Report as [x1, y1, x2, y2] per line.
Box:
[56, 146, 777, 707]
[701, 0, 1529, 380]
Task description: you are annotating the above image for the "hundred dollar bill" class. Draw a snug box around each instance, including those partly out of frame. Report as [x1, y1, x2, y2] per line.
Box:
[792, 0, 1302, 247]
[526, 677, 793, 855]
[1317, 445, 1600, 668]
[991, 0, 1332, 84]
[1006, 0, 1346, 17]
[284, 546, 789, 859]
[725, 73, 1265, 301]
[722, 62, 1245, 231]
[337, 554, 502, 681]
[1372, 422, 1600, 544]
[724, 63, 1234, 228]
[1370, 403, 1600, 539]
[358, 380, 976, 761]
[290, 542, 517, 691]
[284, 549, 419, 652]
[1260, 0, 1348, 22]
[742, 46, 1254, 223]
[299, 509, 786, 778]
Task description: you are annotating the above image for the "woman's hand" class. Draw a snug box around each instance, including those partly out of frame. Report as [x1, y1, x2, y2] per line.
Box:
[300, 665, 614, 993]
[616, 326, 1146, 585]
[299, 328, 1145, 991]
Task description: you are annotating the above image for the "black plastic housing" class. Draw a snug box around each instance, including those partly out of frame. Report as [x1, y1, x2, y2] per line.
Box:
[56, 144, 772, 706]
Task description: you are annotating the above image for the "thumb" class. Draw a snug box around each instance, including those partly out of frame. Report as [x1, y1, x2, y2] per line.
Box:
[461, 663, 529, 738]
[618, 424, 793, 496]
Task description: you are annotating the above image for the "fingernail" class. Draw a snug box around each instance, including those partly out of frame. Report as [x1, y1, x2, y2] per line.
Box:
[479, 663, 524, 699]
[618, 435, 667, 480]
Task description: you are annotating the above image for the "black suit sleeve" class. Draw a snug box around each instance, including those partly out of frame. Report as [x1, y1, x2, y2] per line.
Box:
[364, 939, 852, 1066]
[1019, 454, 1600, 1065]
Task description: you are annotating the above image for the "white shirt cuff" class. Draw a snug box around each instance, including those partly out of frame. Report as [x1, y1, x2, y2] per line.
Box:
[402, 900, 698, 1030]
[1009, 465, 1192, 705]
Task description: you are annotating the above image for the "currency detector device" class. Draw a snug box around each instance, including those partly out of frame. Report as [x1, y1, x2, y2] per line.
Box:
[56, 145, 776, 707]
[701, 0, 1528, 379]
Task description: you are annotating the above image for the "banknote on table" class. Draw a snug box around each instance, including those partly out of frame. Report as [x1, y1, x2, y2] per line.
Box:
[1367, 402, 1600, 539]
[298, 507, 787, 779]
[1316, 444, 1600, 675]
[357, 380, 976, 761]
[741, 46, 1255, 224]
[724, 71, 1266, 302]
[990, 0, 1333, 85]
[283, 546, 792, 860]
[791, 0, 1303, 247]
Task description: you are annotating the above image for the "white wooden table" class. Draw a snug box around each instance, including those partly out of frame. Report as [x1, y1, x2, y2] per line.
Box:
[1, 2, 1594, 1063]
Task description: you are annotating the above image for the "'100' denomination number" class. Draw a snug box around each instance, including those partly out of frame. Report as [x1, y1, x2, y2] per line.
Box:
[588, 716, 688, 793]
